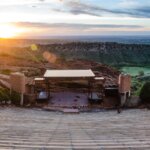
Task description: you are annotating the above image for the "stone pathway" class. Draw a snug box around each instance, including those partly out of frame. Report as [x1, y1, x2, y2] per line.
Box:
[0, 108, 149, 149]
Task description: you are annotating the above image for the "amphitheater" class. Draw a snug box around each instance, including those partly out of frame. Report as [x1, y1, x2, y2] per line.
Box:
[0, 107, 149, 150]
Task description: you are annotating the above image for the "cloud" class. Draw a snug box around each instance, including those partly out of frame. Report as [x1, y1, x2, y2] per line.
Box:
[0, 0, 41, 6]
[13, 22, 143, 29]
[119, 0, 140, 8]
[1, 0, 149, 18]
[10, 21, 148, 36]
[55, 1, 150, 18]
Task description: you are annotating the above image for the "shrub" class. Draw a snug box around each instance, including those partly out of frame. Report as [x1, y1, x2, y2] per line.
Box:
[0, 88, 10, 104]
[138, 70, 144, 76]
[1, 69, 12, 75]
[0, 89, 22, 106]
[10, 91, 21, 106]
[140, 82, 150, 104]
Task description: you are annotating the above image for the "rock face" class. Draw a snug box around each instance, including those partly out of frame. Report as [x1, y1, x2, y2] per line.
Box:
[39, 42, 150, 66]
[65, 59, 120, 86]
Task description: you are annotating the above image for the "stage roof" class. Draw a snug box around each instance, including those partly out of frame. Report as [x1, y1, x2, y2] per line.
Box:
[44, 69, 95, 78]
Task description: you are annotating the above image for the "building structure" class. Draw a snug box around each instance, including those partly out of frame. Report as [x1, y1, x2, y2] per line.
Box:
[34, 69, 105, 106]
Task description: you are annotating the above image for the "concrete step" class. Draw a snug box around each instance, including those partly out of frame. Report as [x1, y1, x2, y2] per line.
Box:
[0, 108, 149, 149]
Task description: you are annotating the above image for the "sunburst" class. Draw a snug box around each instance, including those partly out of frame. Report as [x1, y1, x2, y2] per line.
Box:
[0, 24, 23, 38]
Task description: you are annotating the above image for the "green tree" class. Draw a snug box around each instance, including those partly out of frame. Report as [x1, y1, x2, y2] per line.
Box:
[10, 91, 21, 106]
[138, 70, 144, 76]
[0, 88, 10, 104]
[140, 82, 150, 103]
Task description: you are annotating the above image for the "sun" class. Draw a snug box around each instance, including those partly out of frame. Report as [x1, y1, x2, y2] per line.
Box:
[0, 24, 23, 38]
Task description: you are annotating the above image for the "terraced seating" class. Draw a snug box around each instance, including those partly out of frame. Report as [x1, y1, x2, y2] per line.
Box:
[0, 108, 149, 149]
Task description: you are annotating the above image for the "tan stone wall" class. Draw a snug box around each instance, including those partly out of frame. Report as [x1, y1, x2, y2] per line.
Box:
[10, 73, 25, 93]
[118, 74, 131, 93]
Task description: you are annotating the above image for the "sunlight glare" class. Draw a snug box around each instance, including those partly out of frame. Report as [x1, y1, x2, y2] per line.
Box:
[0, 24, 24, 38]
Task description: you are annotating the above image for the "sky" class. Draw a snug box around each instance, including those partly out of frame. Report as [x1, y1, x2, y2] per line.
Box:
[0, 0, 150, 38]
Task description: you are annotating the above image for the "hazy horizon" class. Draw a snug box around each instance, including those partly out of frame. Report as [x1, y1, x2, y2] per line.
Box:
[1, 35, 150, 45]
[1, 34, 150, 39]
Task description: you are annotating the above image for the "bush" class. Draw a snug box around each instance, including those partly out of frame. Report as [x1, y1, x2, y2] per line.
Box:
[1, 69, 12, 75]
[140, 82, 150, 104]
[0, 88, 10, 104]
[10, 91, 21, 106]
[138, 70, 144, 76]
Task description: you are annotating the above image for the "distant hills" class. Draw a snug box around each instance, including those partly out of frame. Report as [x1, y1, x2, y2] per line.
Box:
[0, 40, 150, 67]
[39, 42, 150, 66]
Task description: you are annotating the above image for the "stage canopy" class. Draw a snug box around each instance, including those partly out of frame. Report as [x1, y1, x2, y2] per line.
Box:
[44, 69, 95, 79]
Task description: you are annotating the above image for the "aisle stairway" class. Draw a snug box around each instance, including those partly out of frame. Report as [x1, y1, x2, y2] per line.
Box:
[0, 108, 149, 149]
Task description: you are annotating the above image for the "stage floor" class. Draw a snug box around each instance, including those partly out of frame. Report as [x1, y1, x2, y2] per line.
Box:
[49, 92, 88, 107]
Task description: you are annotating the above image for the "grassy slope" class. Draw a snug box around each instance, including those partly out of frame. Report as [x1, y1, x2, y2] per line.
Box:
[120, 66, 150, 76]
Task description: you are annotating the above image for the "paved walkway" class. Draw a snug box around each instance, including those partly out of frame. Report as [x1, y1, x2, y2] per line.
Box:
[0, 108, 149, 149]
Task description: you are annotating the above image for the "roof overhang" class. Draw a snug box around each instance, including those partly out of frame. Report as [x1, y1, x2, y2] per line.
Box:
[44, 69, 95, 79]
